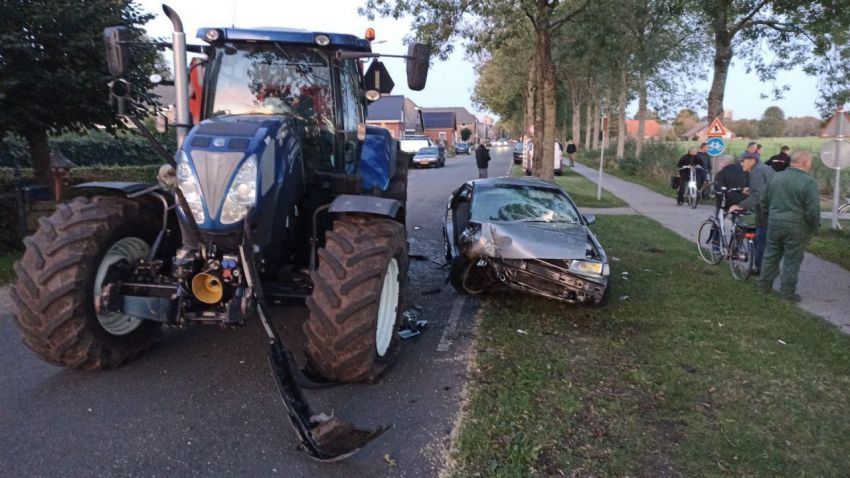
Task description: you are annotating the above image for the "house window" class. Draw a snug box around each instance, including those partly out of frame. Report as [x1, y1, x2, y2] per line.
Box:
[439, 132, 447, 141]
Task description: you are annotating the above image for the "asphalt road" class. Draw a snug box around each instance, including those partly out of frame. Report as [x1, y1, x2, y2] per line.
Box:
[0, 147, 512, 477]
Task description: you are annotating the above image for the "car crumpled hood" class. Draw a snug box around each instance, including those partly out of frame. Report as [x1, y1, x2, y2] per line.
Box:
[467, 221, 590, 260]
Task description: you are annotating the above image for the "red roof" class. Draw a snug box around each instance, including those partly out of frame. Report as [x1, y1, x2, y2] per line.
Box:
[625, 119, 663, 137]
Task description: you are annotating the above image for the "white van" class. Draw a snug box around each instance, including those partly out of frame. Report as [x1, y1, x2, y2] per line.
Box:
[400, 135, 433, 155]
[522, 140, 563, 176]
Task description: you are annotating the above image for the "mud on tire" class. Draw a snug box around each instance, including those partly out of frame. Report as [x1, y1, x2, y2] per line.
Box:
[303, 215, 408, 383]
[11, 196, 160, 370]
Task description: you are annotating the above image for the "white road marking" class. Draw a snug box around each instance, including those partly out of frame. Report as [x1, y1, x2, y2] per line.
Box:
[437, 296, 466, 352]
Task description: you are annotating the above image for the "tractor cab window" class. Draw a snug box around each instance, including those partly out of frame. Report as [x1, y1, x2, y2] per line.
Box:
[207, 43, 335, 170]
[337, 59, 362, 171]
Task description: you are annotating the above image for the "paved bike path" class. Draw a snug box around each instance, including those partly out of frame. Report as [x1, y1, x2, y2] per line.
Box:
[573, 163, 850, 333]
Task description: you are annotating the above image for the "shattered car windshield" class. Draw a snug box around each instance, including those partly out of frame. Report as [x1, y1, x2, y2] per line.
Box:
[471, 184, 580, 223]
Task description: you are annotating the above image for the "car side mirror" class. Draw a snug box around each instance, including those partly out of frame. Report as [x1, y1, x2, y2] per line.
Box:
[406, 43, 430, 91]
[103, 26, 131, 78]
[583, 214, 596, 225]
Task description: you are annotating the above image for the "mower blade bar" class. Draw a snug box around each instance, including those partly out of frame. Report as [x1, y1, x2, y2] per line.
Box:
[266, 338, 389, 462]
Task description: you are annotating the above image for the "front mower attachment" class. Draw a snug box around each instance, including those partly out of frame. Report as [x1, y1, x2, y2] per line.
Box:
[239, 245, 389, 462]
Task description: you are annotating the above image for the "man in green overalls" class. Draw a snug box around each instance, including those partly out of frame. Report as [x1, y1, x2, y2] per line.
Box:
[758, 151, 821, 302]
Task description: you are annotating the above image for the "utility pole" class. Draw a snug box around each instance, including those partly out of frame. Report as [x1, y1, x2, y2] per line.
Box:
[597, 101, 606, 201]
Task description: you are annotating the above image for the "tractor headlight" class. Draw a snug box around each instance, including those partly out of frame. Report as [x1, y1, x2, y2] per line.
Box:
[175, 151, 205, 224]
[220, 155, 257, 225]
[570, 260, 604, 276]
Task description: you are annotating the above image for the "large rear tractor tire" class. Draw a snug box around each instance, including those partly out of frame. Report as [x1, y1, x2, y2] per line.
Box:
[11, 196, 161, 370]
[303, 215, 408, 383]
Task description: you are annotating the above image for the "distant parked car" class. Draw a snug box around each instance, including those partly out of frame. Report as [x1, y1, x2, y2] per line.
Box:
[454, 142, 471, 155]
[412, 146, 446, 168]
[522, 141, 563, 176]
[513, 142, 524, 164]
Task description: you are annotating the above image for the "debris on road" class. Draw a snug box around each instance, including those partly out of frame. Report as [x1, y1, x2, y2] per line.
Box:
[516, 329, 528, 335]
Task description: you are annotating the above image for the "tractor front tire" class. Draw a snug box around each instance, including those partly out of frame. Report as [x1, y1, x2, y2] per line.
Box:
[11, 196, 160, 370]
[303, 215, 408, 383]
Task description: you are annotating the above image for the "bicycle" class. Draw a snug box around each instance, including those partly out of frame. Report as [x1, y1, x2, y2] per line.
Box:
[696, 188, 757, 280]
[678, 165, 702, 209]
[837, 197, 849, 230]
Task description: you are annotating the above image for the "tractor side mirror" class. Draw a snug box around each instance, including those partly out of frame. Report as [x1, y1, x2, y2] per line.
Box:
[104, 26, 131, 78]
[406, 42, 430, 91]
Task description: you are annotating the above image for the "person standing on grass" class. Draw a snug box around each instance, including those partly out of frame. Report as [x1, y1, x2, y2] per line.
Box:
[766, 146, 791, 172]
[740, 141, 759, 162]
[697, 142, 712, 179]
[729, 154, 775, 273]
[566, 138, 577, 168]
[758, 151, 820, 302]
[756, 144, 763, 161]
[475, 139, 491, 179]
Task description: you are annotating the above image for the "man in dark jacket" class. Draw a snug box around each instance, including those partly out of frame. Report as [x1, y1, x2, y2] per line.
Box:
[676, 147, 701, 205]
[730, 154, 775, 272]
[475, 140, 491, 178]
[697, 142, 712, 178]
[566, 139, 577, 167]
[765, 146, 791, 172]
[713, 155, 747, 212]
[758, 151, 820, 301]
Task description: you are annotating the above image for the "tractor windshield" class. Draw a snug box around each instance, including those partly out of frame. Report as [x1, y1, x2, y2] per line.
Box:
[207, 43, 333, 130]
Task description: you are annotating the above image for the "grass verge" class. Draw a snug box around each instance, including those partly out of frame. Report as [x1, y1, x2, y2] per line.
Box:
[809, 219, 850, 271]
[510, 164, 627, 208]
[450, 215, 850, 477]
[0, 251, 21, 285]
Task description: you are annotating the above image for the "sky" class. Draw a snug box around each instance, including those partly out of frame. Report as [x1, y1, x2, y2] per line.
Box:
[138, 0, 824, 121]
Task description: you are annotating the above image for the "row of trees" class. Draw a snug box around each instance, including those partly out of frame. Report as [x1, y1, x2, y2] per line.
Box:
[362, 0, 850, 180]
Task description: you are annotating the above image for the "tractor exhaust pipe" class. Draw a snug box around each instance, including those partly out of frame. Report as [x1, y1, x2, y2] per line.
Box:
[162, 4, 190, 149]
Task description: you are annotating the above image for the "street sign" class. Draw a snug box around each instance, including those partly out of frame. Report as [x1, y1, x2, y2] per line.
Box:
[706, 137, 725, 156]
[820, 139, 850, 170]
[706, 118, 727, 137]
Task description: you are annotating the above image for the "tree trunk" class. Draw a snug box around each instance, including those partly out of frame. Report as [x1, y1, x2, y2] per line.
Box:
[571, 96, 582, 149]
[584, 102, 592, 150]
[603, 103, 610, 149]
[532, 54, 544, 177]
[540, 42, 556, 180]
[635, 71, 647, 160]
[707, 29, 733, 120]
[525, 58, 536, 148]
[26, 129, 51, 184]
[616, 71, 627, 160]
[590, 101, 599, 150]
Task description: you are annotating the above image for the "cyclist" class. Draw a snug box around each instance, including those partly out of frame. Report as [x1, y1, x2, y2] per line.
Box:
[713, 155, 747, 213]
[697, 142, 712, 179]
[729, 153, 775, 273]
[676, 147, 701, 205]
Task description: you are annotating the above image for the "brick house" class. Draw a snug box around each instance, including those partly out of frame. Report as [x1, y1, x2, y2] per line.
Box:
[422, 111, 457, 149]
[365, 95, 424, 138]
[625, 119, 672, 140]
[421, 107, 477, 143]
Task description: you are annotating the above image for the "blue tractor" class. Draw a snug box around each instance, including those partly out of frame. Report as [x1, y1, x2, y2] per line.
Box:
[11, 5, 429, 461]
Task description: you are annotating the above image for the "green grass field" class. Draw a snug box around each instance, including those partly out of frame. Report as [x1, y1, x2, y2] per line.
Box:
[450, 215, 850, 477]
[809, 219, 850, 271]
[510, 164, 627, 208]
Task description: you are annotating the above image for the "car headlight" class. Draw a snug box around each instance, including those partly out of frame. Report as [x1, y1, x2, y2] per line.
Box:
[570, 260, 604, 275]
[175, 151, 205, 224]
[220, 155, 257, 225]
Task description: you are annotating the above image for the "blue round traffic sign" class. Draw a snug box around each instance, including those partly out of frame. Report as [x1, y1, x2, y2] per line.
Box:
[706, 137, 725, 157]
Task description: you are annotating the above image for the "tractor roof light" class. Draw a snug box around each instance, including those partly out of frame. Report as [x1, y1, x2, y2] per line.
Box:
[365, 28, 376, 41]
[204, 29, 222, 42]
[315, 34, 330, 46]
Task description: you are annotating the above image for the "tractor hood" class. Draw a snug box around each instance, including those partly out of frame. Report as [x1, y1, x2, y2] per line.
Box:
[178, 115, 296, 229]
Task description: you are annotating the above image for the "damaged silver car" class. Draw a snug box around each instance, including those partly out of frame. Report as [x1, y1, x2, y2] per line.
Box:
[443, 177, 610, 304]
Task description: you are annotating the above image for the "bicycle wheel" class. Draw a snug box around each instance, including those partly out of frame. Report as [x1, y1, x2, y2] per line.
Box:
[697, 220, 722, 264]
[729, 237, 754, 280]
[688, 185, 699, 209]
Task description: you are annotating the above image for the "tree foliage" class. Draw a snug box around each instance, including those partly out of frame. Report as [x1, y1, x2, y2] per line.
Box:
[0, 0, 159, 181]
[758, 105, 786, 137]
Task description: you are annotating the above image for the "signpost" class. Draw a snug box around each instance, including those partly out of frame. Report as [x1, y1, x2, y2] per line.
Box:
[705, 118, 727, 174]
[820, 106, 850, 230]
[706, 118, 727, 138]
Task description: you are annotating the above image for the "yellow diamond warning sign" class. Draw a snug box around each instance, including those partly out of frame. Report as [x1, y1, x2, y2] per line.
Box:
[706, 118, 727, 137]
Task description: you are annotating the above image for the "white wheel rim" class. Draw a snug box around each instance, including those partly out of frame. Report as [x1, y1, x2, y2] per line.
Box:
[375, 258, 400, 357]
[94, 237, 149, 336]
